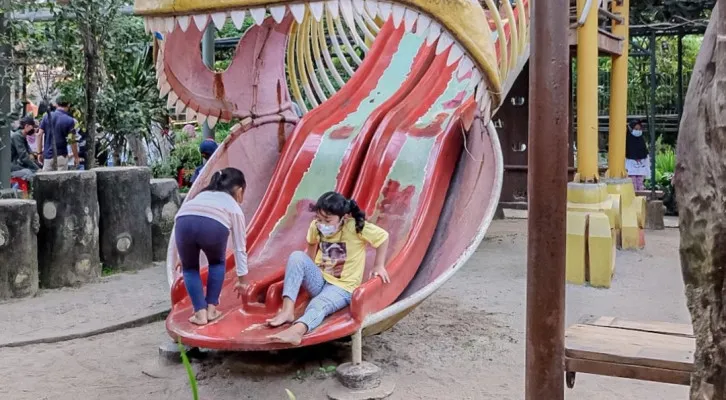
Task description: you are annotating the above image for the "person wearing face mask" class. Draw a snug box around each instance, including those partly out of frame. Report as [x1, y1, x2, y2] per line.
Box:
[625, 120, 650, 191]
[266, 191, 390, 345]
[174, 167, 248, 325]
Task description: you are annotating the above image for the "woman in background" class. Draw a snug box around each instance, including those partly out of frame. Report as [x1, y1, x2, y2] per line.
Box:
[625, 120, 650, 191]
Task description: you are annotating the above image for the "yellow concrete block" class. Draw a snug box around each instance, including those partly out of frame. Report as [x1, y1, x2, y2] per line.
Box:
[567, 182, 609, 204]
[588, 212, 615, 288]
[621, 206, 642, 249]
[566, 211, 588, 285]
[633, 195, 646, 228]
[604, 178, 636, 208]
[605, 194, 621, 231]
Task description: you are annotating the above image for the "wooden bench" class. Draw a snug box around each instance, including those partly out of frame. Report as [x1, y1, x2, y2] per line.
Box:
[565, 316, 695, 388]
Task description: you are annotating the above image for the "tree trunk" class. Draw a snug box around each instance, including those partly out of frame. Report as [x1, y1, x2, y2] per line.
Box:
[675, 5, 726, 398]
[33, 171, 100, 288]
[82, 25, 99, 169]
[0, 199, 39, 299]
[96, 167, 152, 271]
[150, 178, 181, 261]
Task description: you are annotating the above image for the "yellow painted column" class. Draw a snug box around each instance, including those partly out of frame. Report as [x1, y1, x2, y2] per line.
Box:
[576, 0, 599, 182]
[607, 0, 630, 179]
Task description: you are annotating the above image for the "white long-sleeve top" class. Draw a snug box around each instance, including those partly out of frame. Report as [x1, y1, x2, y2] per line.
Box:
[175, 191, 248, 276]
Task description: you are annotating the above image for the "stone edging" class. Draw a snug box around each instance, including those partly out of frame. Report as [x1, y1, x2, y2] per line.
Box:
[0, 309, 170, 349]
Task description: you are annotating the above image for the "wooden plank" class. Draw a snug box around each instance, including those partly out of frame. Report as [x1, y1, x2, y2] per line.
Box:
[584, 316, 694, 337]
[568, 27, 624, 56]
[566, 324, 695, 372]
[565, 357, 691, 386]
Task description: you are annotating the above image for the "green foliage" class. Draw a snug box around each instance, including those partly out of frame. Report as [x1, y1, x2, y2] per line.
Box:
[177, 340, 199, 400]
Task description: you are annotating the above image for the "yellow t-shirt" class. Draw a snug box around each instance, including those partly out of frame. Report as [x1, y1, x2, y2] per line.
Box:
[306, 219, 389, 293]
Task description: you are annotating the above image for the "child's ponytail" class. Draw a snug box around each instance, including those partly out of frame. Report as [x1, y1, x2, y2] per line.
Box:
[346, 199, 366, 233]
[203, 167, 247, 197]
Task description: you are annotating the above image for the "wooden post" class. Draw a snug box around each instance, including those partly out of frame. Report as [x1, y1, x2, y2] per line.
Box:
[526, 0, 569, 398]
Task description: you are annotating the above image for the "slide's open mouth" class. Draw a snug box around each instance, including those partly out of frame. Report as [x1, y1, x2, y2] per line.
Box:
[137, 0, 523, 126]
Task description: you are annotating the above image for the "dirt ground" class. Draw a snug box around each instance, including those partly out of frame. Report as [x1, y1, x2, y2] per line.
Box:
[0, 219, 690, 400]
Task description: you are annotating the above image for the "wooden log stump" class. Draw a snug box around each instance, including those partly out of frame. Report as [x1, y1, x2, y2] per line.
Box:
[150, 178, 181, 261]
[96, 167, 152, 271]
[675, 6, 726, 398]
[0, 199, 39, 299]
[34, 171, 100, 288]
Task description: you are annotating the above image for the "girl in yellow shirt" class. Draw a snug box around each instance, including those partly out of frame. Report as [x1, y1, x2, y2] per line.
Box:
[267, 191, 390, 345]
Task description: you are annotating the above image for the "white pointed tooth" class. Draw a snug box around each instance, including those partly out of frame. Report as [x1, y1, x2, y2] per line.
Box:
[143, 17, 151, 33]
[309, 2, 325, 21]
[446, 43, 464, 66]
[403, 9, 418, 32]
[207, 115, 219, 129]
[353, 0, 366, 15]
[476, 85, 485, 105]
[157, 71, 167, 88]
[326, 0, 340, 19]
[148, 17, 160, 33]
[177, 15, 191, 32]
[377, 2, 391, 21]
[175, 99, 186, 114]
[193, 14, 208, 31]
[457, 56, 474, 78]
[249, 8, 266, 25]
[164, 17, 175, 33]
[340, 0, 355, 27]
[426, 23, 441, 46]
[230, 10, 246, 29]
[436, 31, 453, 55]
[289, 4, 306, 23]
[390, 4, 405, 28]
[186, 108, 197, 121]
[159, 81, 172, 98]
[167, 91, 179, 108]
[197, 113, 208, 125]
[269, 5, 287, 23]
[471, 69, 481, 84]
[364, 0, 378, 17]
[211, 12, 227, 30]
[415, 14, 431, 36]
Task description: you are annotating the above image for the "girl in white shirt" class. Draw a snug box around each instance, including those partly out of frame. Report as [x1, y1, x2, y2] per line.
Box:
[175, 167, 248, 325]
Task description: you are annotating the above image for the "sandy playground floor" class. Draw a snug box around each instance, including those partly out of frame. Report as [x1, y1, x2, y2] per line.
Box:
[0, 219, 690, 400]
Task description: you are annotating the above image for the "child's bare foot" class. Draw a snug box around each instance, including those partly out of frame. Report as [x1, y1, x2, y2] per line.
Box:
[207, 305, 222, 322]
[266, 308, 295, 327]
[189, 310, 208, 325]
[268, 323, 307, 346]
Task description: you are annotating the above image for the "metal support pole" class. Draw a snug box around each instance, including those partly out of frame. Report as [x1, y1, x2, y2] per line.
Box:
[648, 32, 656, 199]
[0, 13, 11, 189]
[607, 0, 629, 179]
[201, 25, 215, 140]
[21, 65, 27, 118]
[351, 329, 362, 365]
[677, 34, 684, 124]
[525, 0, 569, 398]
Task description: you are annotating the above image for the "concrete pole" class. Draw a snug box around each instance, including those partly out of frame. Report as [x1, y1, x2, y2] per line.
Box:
[575, 0, 600, 182]
[201, 25, 215, 140]
[525, 0, 569, 398]
[0, 12, 11, 189]
[607, 0, 630, 179]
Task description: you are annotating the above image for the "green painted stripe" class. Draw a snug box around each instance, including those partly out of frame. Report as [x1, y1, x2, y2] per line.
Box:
[371, 67, 476, 234]
[260, 32, 426, 248]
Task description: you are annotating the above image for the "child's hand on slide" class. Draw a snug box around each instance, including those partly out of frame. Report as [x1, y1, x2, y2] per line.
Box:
[234, 276, 249, 299]
[371, 265, 391, 284]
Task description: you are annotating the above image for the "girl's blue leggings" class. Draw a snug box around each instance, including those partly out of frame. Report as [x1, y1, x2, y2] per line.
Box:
[175, 215, 229, 312]
[282, 251, 352, 332]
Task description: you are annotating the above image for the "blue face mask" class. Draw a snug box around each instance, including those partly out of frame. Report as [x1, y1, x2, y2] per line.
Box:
[631, 130, 643, 137]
